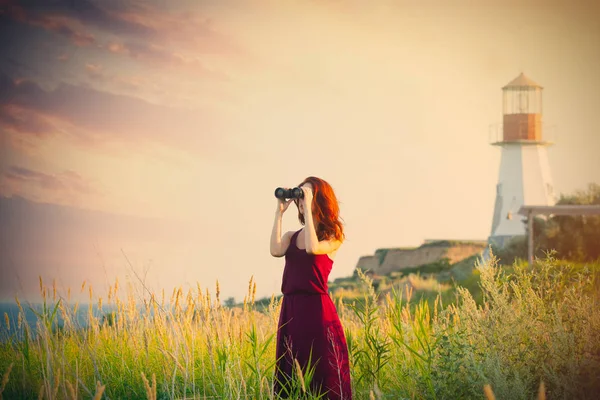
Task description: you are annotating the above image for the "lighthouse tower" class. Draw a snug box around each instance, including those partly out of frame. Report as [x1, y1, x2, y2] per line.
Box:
[488, 73, 557, 249]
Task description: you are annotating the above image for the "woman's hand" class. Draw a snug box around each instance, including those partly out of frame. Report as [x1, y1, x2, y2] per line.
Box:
[277, 191, 294, 214]
[301, 185, 313, 211]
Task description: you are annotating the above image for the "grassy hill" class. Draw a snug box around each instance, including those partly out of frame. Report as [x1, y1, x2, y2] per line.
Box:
[327, 253, 485, 310]
[253, 241, 489, 312]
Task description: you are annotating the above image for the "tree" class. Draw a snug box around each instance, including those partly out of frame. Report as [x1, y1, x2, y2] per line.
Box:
[494, 183, 600, 264]
[224, 297, 236, 308]
[542, 183, 600, 261]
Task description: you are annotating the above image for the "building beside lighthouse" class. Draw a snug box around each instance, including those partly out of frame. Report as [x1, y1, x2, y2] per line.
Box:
[488, 73, 557, 249]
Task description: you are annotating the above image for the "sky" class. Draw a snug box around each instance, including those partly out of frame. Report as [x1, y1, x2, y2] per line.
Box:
[1, 0, 599, 304]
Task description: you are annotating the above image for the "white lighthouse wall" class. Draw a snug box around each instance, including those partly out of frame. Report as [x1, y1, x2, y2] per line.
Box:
[522, 145, 557, 205]
[490, 145, 526, 237]
[490, 144, 556, 240]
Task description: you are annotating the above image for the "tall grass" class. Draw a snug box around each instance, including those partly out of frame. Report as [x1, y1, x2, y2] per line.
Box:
[0, 253, 599, 399]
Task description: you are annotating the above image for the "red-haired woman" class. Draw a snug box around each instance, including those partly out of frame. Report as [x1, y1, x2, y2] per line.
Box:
[270, 176, 352, 400]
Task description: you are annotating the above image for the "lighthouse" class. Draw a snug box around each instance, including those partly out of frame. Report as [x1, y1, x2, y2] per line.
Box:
[488, 73, 557, 249]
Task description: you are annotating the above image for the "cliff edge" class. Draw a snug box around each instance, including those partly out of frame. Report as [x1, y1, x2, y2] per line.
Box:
[356, 240, 488, 276]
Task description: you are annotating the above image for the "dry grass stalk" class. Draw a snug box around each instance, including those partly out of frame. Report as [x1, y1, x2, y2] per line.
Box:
[92, 381, 105, 400]
[373, 382, 383, 398]
[294, 358, 306, 394]
[483, 384, 496, 400]
[141, 372, 156, 400]
[52, 369, 61, 399]
[538, 380, 546, 400]
[65, 381, 77, 399]
[0, 363, 14, 399]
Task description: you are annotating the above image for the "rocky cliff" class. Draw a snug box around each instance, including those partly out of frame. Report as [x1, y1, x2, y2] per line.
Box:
[356, 240, 487, 276]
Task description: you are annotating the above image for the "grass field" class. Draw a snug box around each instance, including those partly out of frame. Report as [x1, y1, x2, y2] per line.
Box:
[1, 253, 599, 399]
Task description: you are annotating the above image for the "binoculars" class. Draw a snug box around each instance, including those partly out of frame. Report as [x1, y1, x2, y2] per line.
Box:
[274, 187, 304, 199]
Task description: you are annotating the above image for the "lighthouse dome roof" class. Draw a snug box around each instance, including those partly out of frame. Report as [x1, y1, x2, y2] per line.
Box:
[502, 72, 543, 89]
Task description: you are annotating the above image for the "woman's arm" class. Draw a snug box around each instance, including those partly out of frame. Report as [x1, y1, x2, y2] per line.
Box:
[302, 187, 342, 255]
[270, 198, 293, 257]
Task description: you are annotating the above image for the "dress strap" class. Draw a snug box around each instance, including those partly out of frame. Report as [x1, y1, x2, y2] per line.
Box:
[290, 229, 302, 249]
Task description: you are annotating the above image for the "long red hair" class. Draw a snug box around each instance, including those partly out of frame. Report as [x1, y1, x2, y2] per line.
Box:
[297, 176, 345, 242]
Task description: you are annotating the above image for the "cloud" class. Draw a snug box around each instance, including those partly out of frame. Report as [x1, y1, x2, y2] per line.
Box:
[81, 63, 144, 92]
[0, 104, 55, 137]
[84, 63, 104, 81]
[1, 0, 250, 95]
[3, 0, 155, 37]
[1, 1, 240, 82]
[2, 2, 97, 47]
[114, 5, 245, 56]
[104, 40, 230, 80]
[112, 75, 145, 92]
[0, 71, 226, 155]
[2, 165, 101, 203]
[3, 0, 244, 56]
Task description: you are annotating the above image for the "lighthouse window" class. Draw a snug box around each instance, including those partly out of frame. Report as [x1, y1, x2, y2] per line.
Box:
[504, 87, 542, 115]
[518, 90, 529, 113]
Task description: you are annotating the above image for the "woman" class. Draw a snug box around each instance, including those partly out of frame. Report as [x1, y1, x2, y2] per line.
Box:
[270, 176, 352, 400]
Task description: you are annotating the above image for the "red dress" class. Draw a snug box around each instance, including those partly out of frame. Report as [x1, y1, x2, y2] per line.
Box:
[273, 229, 352, 399]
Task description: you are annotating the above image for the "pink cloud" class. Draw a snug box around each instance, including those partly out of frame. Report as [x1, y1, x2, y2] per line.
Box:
[103, 40, 230, 80]
[0, 104, 89, 156]
[113, 5, 245, 56]
[0, 104, 55, 137]
[0, 72, 228, 156]
[1, 165, 103, 205]
[79, 63, 145, 92]
[2, 0, 155, 37]
[113, 75, 145, 92]
[3, 2, 97, 47]
[4, 0, 246, 57]
[85, 63, 105, 81]
[2, 0, 251, 88]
